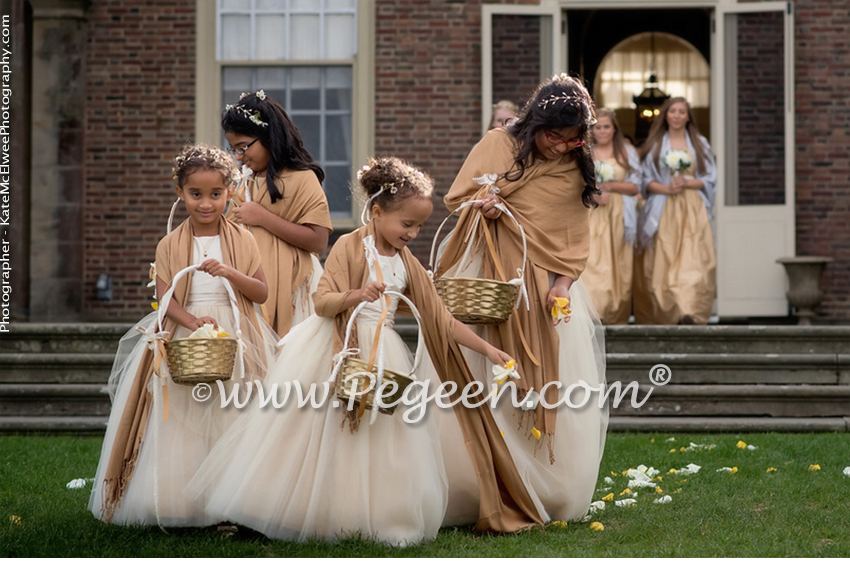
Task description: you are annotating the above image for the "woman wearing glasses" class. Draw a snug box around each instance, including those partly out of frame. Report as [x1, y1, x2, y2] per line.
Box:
[432, 74, 608, 528]
[223, 91, 333, 337]
[634, 96, 717, 325]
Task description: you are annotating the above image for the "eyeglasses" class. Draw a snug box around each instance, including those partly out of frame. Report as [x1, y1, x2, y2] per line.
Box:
[544, 130, 585, 149]
[228, 138, 261, 156]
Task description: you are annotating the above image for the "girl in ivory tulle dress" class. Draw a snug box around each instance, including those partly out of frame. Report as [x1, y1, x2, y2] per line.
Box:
[88, 144, 278, 527]
[188, 157, 535, 545]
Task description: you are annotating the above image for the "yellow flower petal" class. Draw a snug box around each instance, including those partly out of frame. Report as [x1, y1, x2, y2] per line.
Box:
[809, 464, 821, 472]
[550, 297, 572, 319]
[766, 467, 777, 473]
[216, 330, 230, 338]
[656, 486, 663, 494]
[602, 493, 614, 502]
[667, 468, 678, 474]
[500, 430, 505, 438]
[151, 302, 159, 311]
[736, 440, 748, 449]
[651, 438, 655, 443]
[619, 488, 632, 496]
[590, 521, 605, 532]
[9, 515, 21, 526]
[530, 427, 542, 441]
[669, 448, 677, 453]
[505, 359, 515, 370]
[550, 520, 568, 528]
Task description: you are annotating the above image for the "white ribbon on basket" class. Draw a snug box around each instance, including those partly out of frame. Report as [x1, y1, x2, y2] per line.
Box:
[327, 290, 426, 425]
[428, 195, 530, 312]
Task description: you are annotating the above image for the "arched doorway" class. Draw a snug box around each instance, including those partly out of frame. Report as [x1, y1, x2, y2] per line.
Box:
[594, 32, 710, 145]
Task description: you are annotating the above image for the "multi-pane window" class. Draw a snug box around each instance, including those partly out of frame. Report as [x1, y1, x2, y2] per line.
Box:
[217, 0, 357, 219]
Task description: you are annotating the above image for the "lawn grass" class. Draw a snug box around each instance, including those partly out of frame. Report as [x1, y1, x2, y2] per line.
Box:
[1, 432, 849, 557]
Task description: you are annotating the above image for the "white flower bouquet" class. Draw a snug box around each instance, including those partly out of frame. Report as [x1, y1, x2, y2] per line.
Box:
[662, 150, 692, 175]
[594, 160, 616, 183]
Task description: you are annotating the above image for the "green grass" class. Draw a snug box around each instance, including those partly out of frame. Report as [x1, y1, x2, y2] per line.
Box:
[2, 432, 849, 557]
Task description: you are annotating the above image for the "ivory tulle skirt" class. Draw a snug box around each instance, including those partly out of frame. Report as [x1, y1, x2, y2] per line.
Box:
[188, 313, 448, 546]
[431, 250, 609, 525]
[88, 301, 278, 527]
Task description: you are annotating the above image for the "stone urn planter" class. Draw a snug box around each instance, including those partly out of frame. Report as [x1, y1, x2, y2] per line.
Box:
[776, 256, 832, 325]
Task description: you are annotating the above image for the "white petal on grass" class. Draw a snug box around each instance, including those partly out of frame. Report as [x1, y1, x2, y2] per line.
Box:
[843, 466, 850, 477]
[604, 477, 614, 485]
[665, 437, 676, 442]
[66, 478, 87, 489]
[746, 445, 758, 451]
[677, 464, 701, 476]
[588, 501, 606, 513]
[615, 499, 637, 508]
[716, 467, 735, 473]
[654, 495, 673, 504]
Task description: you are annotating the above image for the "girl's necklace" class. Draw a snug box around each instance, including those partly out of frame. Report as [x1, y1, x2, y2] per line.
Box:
[197, 235, 217, 258]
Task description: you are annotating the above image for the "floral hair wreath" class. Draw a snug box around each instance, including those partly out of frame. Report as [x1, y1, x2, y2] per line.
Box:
[225, 89, 269, 127]
[172, 146, 239, 185]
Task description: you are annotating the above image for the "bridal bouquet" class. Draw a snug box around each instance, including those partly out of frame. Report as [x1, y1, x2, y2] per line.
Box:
[662, 150, 692, 175]
[594, 160, 616, 183]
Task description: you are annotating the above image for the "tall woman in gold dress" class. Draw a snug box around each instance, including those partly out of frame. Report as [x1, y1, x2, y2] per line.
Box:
[584, 108, 641, 324]
[634, 97, 717, 325]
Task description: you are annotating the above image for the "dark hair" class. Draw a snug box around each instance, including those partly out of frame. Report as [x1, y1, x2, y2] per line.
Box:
[172, 143, 238, 188]
[594, 108, 636, 173]
[222, 91, 324, 204]
[639, 96, 709, 175]
[506, 74, 599, 208]
[357, 156, 434, 217]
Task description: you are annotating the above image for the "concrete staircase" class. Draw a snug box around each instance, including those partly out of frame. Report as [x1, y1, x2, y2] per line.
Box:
[2, 323, 849, 433]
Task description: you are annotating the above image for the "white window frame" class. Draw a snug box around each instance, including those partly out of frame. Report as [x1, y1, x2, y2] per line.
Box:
[196, 0, 375, 230]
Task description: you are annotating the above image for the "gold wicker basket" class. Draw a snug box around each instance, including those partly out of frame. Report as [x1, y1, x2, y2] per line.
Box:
[334, 358, 414, 415]
[435, 277, 518, 325]
[165, 337, 238, 386]
[429, 197, 528, 325]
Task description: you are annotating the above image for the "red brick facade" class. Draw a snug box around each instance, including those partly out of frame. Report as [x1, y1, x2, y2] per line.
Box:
[71, 0, 850, 321]
[794, 0, 850, 321]
[83, 0, 195, 319]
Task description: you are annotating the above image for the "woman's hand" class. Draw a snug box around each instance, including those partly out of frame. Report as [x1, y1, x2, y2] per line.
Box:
[231, 201, 268, 227]
[357, 281, 386, 303]
[669, 175, 686, 192]
[547, 279, 573, 326]
[198, 259, 235, 280]
[473, 194, 503, 220]
[594, 190, 610, 206]
[485, 346, 514, 368]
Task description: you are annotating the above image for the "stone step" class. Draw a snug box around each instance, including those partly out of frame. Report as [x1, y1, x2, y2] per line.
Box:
[606, 353, 850, 385]
[1, 353, 116, 383]
[0, 384, 111, 417]
[604, 325, 850, 355]
[1, 323, 130, 354]
[0, 416, 108, 433]
[608, 416, 850, 432]
[608, 384, 850, 418]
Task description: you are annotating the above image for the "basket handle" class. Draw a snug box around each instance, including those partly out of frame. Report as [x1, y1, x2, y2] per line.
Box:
[155, 264, 247, 380]
[428, 198, 530, 310]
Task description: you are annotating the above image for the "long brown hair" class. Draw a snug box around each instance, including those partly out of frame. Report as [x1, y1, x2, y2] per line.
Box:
[506, 75, 599, 208]
[639, 97, 709, 175]
[593, 108, 635, 173]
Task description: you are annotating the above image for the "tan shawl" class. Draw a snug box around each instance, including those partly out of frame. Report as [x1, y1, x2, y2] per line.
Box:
[313, 223, 544, 533]
[228, 169, 332, 336]
[437, 128, 590, 457]
[100, 216, 262, 522]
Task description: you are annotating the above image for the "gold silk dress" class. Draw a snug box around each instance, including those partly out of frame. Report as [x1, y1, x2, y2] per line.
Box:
[583, 158, 634, 325]
[634, 151, 716, 324]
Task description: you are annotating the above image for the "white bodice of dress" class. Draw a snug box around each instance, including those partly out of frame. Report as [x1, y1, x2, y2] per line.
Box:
[187, 236, 229, 307]
[358, 239, 408, 326]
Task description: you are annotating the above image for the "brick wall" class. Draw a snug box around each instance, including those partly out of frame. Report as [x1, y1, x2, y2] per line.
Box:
[83, 0, 195, 320]
[374, 0, 535, 263]
[735, 10, 785, 206]
[795, 0, 850, 321]
[491, 13, 540, 114]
